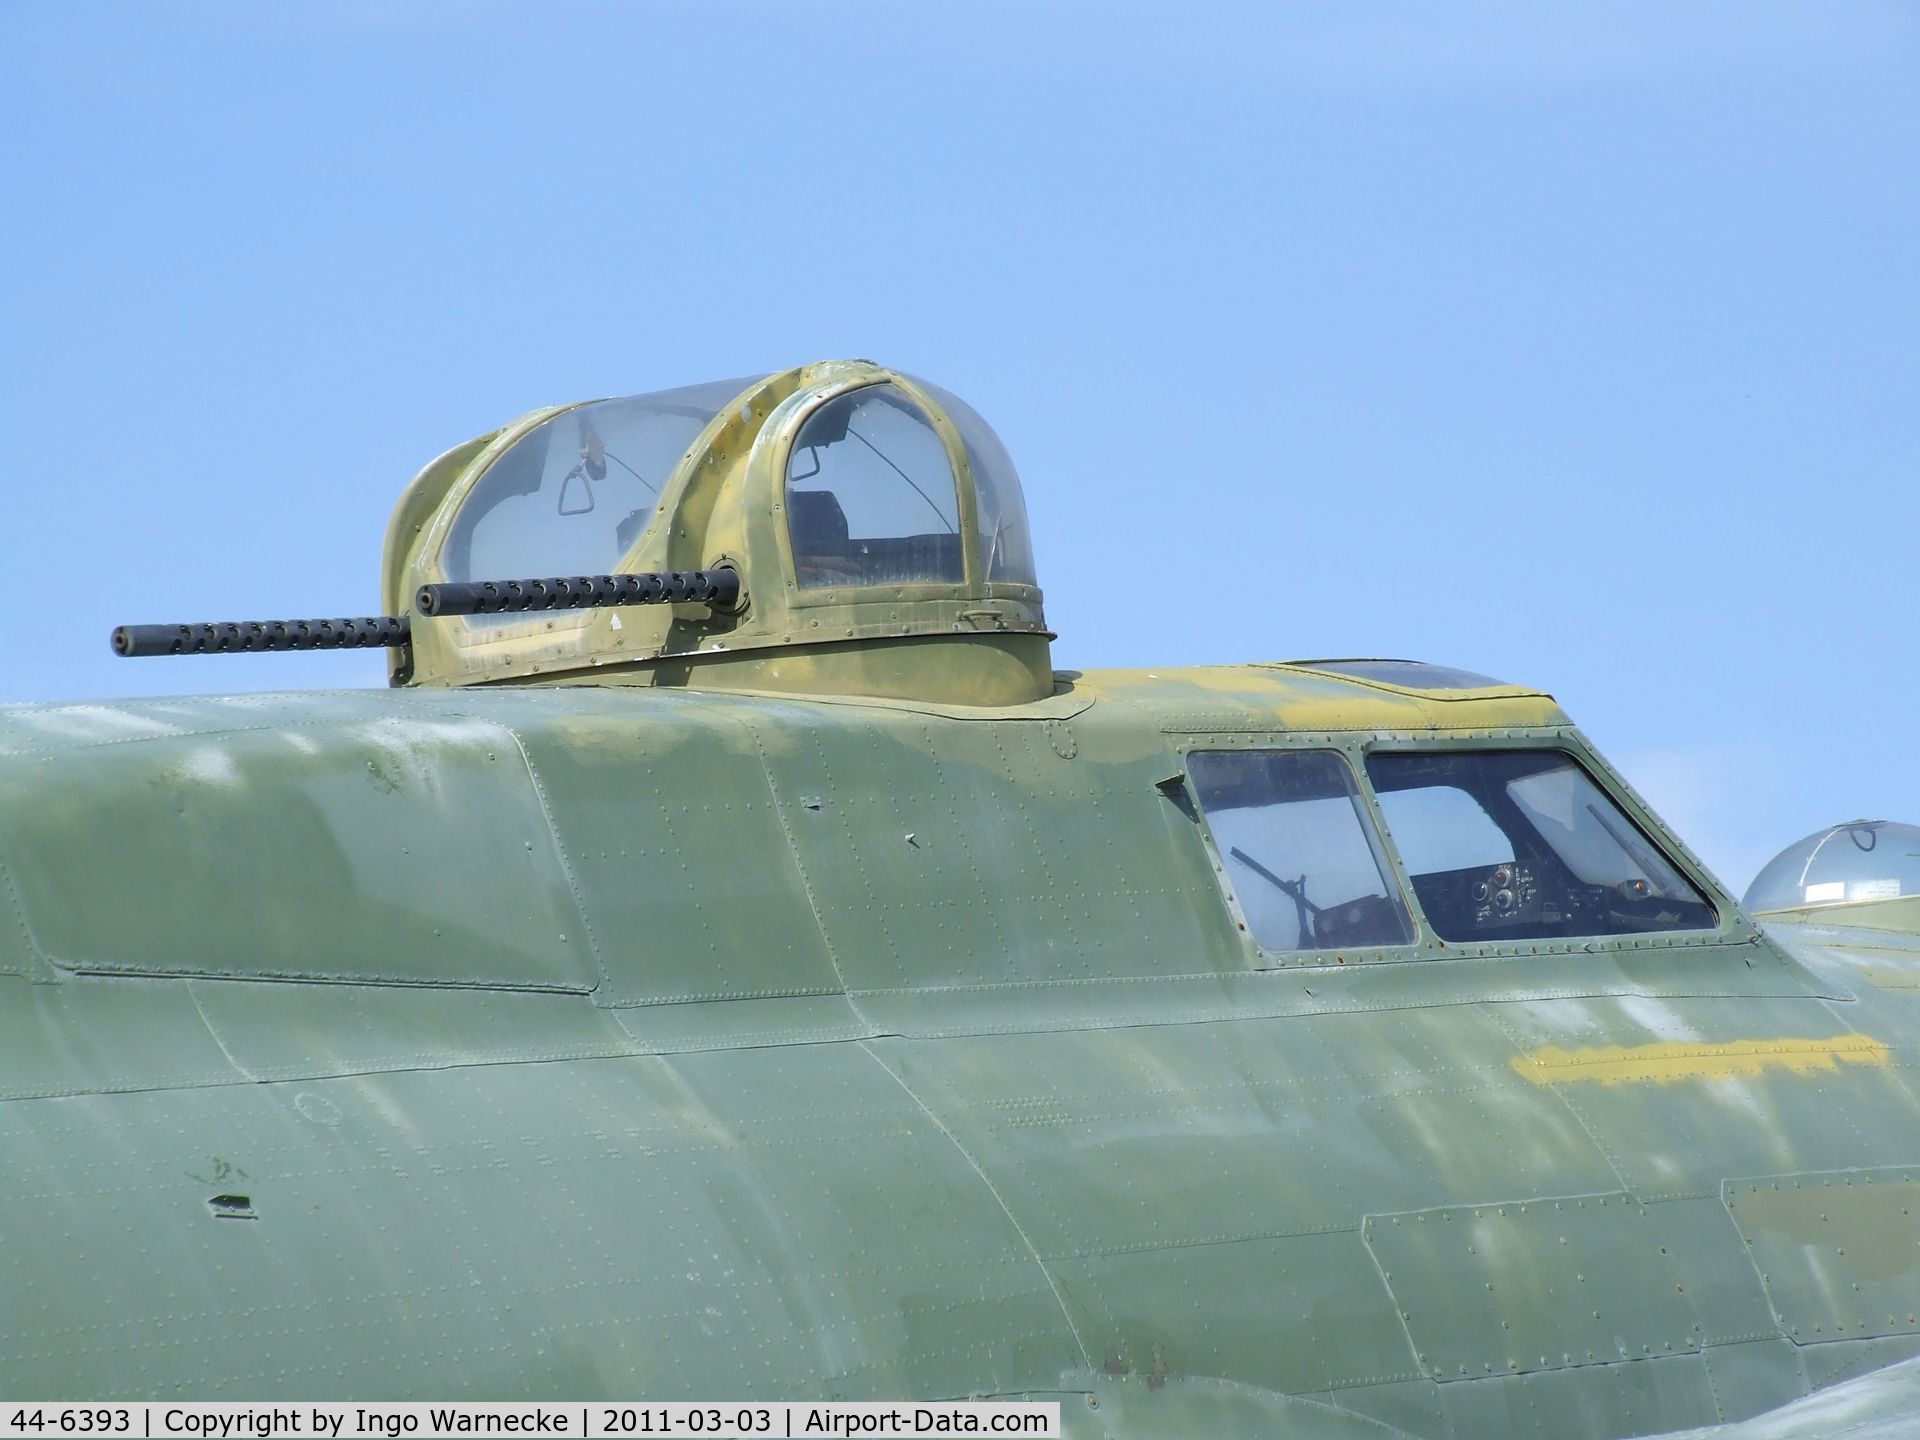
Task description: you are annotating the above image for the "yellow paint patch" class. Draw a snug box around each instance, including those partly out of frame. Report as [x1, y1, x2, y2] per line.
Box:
[1513, 1036, 1891, 1086]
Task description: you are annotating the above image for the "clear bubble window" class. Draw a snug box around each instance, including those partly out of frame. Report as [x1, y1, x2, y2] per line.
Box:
[914, 379, 1039, 589]
[1745, 821, 1920, 912]
[785, 385, 964, 589]
[443, 379, 750, 584]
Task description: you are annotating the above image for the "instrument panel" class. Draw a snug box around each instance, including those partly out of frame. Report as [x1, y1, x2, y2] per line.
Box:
[1410, 860, 1638, 940]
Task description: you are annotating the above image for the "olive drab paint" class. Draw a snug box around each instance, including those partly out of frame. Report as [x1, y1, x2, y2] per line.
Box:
[7, 362, 1920, 1437]
[382, 362, 1052, 704]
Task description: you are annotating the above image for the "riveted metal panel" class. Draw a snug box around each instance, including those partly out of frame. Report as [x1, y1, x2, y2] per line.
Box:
[0, 715, 593, 990]
[5, 670, 1919, 1417]
[1078, 665, 1567, 736]
[1051, 1231, 1418, 1397]
[1658, 1198, 1794, 1347]
[1364, 1193, 1769, 1381]
[749, 701, 1240, 992]
[0, 1043, 1082, 1399]
[609, 993, 876, 1054]
[187, 980, 642, 1081]
[1434, 1347, 1720, 1439]
[1666, 1351, 1920, 1439]
[0, 690, 476, 757]
[1486, 996, 1912, 1202]
[871, 1009, 1619, 1260]
[1769, 920, 1920, 1027]
[1766, 917, 1920, 977]
[1799, 1334, 1920, 1389]
[1724, 1168, 1920, 1345]
[1062, 1372, 1408, 1439]
[0, 857, 50, 980]
[0, 973, 243, 1101]
[506, 698, 846, 1007]
[1308, 1375, 1448, 1440]
[1702, 1338, 1811, 1423]
[851, 939, 1823, 1044]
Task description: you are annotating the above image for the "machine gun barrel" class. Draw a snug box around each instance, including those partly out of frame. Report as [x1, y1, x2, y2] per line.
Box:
[415, 569, 740, 617]
[112, 617, 411, 658]
[111, 570, 739, 658]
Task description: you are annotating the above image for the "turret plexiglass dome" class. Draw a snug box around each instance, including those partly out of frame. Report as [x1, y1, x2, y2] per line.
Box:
[1744, 820, 1920, 913]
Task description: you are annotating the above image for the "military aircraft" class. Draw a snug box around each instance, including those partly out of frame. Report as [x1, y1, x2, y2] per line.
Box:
[3, 359, 1917, 1438]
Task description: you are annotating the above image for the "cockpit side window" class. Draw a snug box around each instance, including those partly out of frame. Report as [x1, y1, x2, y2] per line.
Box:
[785, 385, 964, 589]
[1366, 750, 1718, 942]
[1188, 749, 1415, 953]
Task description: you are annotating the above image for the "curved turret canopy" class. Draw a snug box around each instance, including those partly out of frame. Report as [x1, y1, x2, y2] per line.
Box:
[382, 361, 1051, 704]
[1746, 819, 1920, 922]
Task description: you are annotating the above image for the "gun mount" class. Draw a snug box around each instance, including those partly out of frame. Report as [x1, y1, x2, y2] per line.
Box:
[114, 571, 743, 658]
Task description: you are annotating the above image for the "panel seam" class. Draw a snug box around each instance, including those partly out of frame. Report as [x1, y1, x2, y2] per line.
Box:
[857, 1040, 1092, 1371]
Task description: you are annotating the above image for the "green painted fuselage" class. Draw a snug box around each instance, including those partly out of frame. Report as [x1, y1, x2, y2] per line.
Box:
[4, 664, 1917, 1439]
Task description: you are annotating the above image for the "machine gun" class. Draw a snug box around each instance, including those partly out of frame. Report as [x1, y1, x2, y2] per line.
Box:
[110, 569, 742, 658]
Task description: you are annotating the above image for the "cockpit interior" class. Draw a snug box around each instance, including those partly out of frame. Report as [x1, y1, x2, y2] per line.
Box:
[1190, 746, 1719, 954]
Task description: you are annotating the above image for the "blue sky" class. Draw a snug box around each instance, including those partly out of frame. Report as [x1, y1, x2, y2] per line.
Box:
[2, 1, 1914, 893]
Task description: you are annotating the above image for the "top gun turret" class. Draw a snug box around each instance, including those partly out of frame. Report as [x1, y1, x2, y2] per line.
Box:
[114, 361, 1053, 706]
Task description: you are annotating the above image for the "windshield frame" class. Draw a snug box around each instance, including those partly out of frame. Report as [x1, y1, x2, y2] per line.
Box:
[1184, 746, 1420, 958]
[1173, 728, 1750, 969]
[1359, 733, 1739, 956]
[1365, 744, 1720, 944]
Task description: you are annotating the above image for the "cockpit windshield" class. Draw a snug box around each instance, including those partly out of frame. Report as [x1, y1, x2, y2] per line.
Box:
[443, 378, 751, 583]
[1367, 750, 1718, 941]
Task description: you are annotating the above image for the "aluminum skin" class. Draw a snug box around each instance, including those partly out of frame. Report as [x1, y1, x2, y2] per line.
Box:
[6, 364, 1915, 1439]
